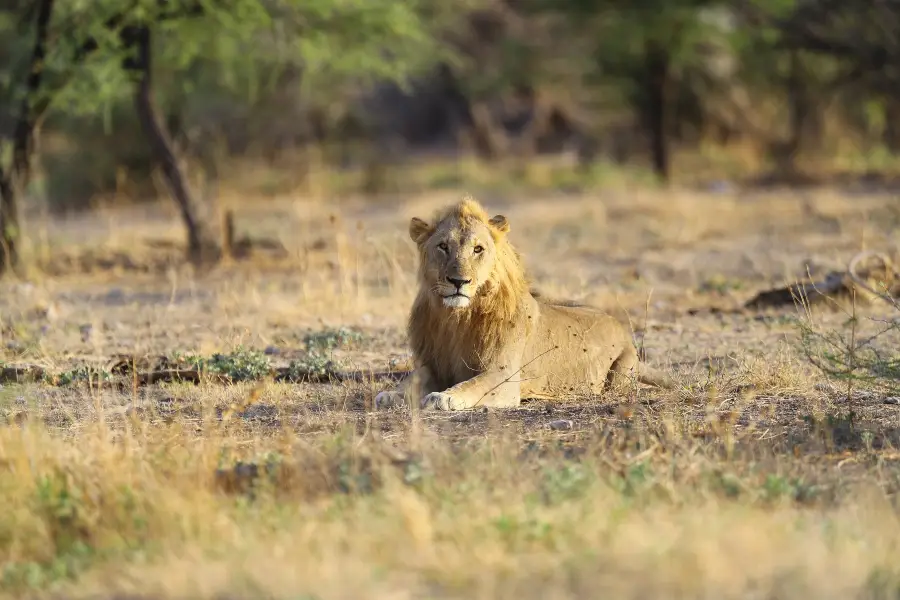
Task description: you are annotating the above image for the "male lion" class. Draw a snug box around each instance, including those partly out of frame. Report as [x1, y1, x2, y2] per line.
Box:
[374, 195, 675, 411]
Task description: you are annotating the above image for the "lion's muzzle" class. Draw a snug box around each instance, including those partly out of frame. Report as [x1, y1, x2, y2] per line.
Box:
[441, 275, 474, 308]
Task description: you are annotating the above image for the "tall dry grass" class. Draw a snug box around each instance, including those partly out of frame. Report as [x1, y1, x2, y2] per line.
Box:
[1, 407, 900, 599]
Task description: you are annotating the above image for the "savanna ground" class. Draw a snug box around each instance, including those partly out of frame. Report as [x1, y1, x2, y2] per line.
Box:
[2, 168, 900, 599]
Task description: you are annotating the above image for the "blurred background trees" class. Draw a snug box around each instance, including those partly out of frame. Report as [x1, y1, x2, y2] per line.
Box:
[2, 0, 899, 272]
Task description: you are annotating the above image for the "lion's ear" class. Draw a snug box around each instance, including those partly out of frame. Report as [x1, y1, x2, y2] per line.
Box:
[489, 214, 510, 234]
[409, 217, 433, 244]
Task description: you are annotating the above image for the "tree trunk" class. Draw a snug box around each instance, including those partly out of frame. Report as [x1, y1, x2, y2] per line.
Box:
[129, 25, 223, 266]
[643, 41, 671, 183]
[0, 178, 19, 275]
[884, 97, 900, 153]
[784, 50, 808, 166]
[0, 0, 56, 276]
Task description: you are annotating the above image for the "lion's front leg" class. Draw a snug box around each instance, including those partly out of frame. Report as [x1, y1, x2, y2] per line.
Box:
[373, 366, 438, 410]
[421, 368, 522, 411]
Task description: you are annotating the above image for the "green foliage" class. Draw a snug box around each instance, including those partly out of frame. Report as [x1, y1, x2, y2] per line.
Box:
[540, 463, 593, 504]
[760, 474, 820, 504]
[167, 329, 364, 383]
[285, 351, 337, 380]
[180, 346, 272, 382]
[1, 0, 465, 208]
[30, 0, 458, 119]
[7, 0, 900, 215]
[303, 326, 365, 352]
[0, 469, 97, 589]
[492, 514, 554, 545]
[609, 460, 653, 498]
[48, 366, 113, 387]
[282, 326, 364, 380]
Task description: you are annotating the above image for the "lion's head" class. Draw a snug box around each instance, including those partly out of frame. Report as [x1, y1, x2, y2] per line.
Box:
[407, 195, 532, 375]
[409, 195, 527, 311]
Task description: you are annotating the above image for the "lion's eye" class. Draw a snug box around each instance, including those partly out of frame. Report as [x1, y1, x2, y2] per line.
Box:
[473, 245, 484, 255]
[437, 242, 449, 253]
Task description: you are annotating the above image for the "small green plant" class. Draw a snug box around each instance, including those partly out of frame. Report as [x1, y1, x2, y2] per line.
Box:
[175, 347, 271, 382]
[0, 469, 101, 589]
[203, 347, 272, 381]
[795, 283, 900, 430]
[759, 474, 820, 505]
[284, 351, 338, 380]
[492, 514, 553, 545]
[279, 327, 363, 381]
[609, 461, 652, 498]
[303, 327, 364, 352]
[34, 470, 91, 556]
[540, 463, 593, 504]
[48, 366, 112, 387]
[798, 314, 900, 392]
[710, 471, 743, 499]
[169, 350, 206, 369]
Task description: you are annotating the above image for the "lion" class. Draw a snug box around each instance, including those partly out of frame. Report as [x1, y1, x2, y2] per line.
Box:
[374, 195, 675, 411]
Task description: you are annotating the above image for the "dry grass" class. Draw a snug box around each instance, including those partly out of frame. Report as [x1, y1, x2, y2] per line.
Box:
[2, 182, 900, 599]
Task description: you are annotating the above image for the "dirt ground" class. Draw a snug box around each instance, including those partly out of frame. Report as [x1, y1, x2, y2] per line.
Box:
[1, 186, 900, 599]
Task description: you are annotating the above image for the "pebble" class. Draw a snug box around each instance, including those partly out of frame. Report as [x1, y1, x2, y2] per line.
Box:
[548, 419, 574, 431]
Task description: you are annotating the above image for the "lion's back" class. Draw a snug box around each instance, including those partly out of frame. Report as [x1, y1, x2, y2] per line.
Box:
[519, 300, 634, 396]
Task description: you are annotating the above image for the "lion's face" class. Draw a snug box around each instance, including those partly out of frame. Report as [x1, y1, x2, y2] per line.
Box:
[409, 210, 510, 310]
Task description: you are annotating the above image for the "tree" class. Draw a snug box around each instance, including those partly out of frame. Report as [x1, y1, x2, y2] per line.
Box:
[586, 1, 739, 183]
[0, 0, 55, 274]
[732, 0, 900, 167]
[0, 0, 458, 274]
[512, 0, 748, 182]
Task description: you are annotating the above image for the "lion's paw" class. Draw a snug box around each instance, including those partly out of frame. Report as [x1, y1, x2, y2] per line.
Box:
[373, 391, 405, 410]
[420, 392, 457, 411]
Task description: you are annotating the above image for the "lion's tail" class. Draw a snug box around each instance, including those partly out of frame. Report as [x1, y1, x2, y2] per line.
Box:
[636, 362, 676, 389]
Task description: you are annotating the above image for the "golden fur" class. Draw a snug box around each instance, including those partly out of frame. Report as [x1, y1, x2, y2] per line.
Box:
[408, 198, 529, 373]
[374, 195, 675, 411]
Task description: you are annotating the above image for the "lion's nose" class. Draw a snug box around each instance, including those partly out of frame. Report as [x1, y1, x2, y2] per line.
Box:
[447, 276, 471, 288]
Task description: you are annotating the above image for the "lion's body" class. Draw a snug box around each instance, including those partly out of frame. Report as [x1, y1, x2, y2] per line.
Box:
[375, 196, 674, 411]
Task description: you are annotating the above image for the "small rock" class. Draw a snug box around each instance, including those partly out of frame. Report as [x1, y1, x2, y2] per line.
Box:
[263, 345, 281, 356]
[548, 419, 574, 431]
[884, 397, 899, 405]
[79, 324, 93, 342]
